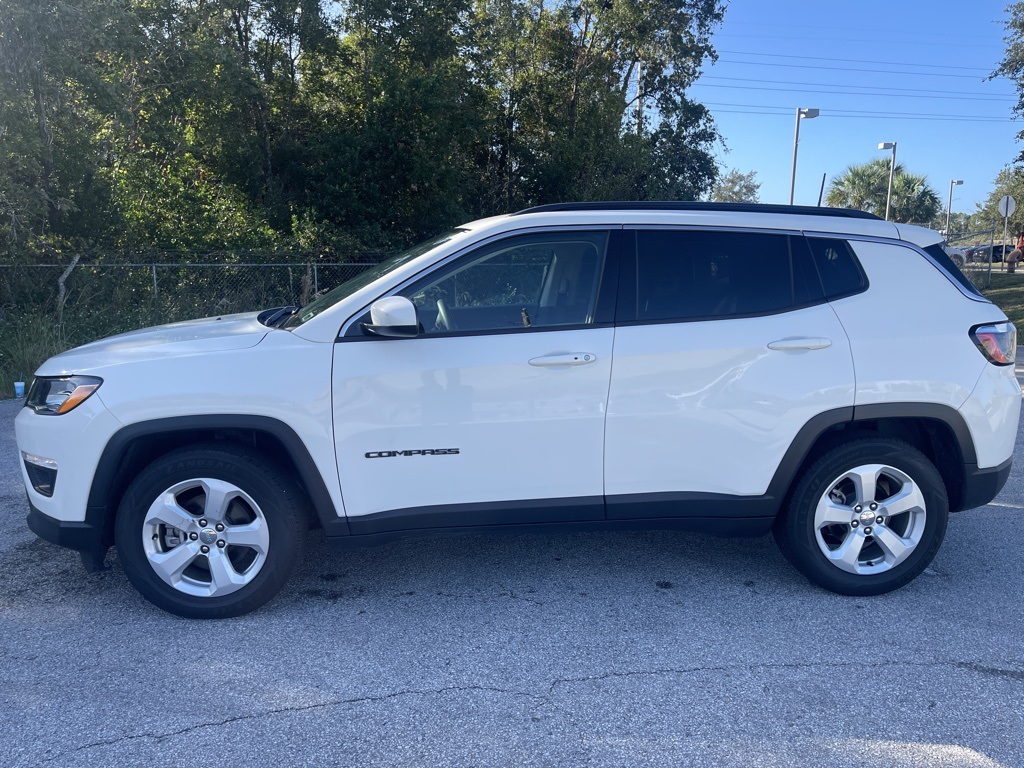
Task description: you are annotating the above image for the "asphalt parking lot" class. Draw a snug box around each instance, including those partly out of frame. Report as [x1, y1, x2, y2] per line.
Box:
[2, 395, 1023, 768]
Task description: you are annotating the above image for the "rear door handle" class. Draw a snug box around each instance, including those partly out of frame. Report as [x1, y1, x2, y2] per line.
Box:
[767, 337, 832, 351]
[528, 353, 598, 367]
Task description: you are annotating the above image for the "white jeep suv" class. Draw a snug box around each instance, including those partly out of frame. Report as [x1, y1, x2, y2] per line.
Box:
[16, 202, 1020, 618]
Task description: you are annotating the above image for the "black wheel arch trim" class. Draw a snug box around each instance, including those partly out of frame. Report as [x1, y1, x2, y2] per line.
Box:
[765, 406, 854, 506]
[852, 402, 977, 464]
[767, 401, 981, 512]
[86, 415, 348, 542]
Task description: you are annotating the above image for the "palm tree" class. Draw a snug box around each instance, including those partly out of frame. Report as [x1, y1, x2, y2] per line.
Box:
[826, 159, 891, 212]
[825, 158, 940, 223]
[889, 172, 941, 224]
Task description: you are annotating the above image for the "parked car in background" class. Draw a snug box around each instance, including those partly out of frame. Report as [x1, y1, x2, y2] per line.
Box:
[966, 244, 1014, 263]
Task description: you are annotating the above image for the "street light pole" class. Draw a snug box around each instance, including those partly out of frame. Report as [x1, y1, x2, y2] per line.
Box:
[789, 107, 819, 205]
[946, 179, 963, 234]
[878, 141, 897, 221]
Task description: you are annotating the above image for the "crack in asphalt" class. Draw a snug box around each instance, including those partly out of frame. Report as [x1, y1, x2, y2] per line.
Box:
[29, 657, 1024, 761]
[496, 581, 545, 606]
[46, 685, 544, 762]
[536, 657, 1024, 705]
[955, 661, 1024, 681]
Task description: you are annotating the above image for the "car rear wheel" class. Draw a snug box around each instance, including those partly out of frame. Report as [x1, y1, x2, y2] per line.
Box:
[115, 443, 306, 618]
[774, 437, 948, 596]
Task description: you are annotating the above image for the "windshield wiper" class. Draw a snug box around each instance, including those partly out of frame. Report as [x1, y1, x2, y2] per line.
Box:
[259, 305, 300, 328]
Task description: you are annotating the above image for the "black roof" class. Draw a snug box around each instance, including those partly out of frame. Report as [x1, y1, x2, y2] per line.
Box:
[511, 201, 882, 220]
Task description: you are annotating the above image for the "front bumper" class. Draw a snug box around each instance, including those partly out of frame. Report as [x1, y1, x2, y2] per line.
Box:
[16, 395, 122, 524]
[27, 500, 104, 553]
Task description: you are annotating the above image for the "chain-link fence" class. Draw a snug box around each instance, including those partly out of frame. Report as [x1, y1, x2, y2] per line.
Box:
[0, 253, 380, 393]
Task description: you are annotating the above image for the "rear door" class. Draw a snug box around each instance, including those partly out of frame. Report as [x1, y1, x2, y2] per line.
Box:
[603, 227, 857, 517]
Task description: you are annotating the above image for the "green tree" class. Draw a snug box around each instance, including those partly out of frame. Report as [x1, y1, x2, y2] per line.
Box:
[474, 0, 724, 210]
[888, 171, 941, 225]
[996, 2, 1024, 161]
[974, 166, 1024, 239]
[936, 211, 974, 235]
[0, 0, 728, 257]
[708, 168, 759, 203]
[0, 0, 291, 253]
[825, 158, 940, 224]
[0, 0, 128, 252]
[297, 0, 490, 246]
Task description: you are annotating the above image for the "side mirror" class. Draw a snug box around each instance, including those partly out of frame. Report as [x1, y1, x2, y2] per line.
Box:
[362, 296, 420, 338]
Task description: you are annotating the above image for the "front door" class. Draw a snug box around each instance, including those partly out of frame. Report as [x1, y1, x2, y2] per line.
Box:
[332, 229, 617, 532]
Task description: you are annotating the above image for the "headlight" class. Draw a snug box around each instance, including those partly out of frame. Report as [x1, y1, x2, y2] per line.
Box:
[26, 376, 103, 415]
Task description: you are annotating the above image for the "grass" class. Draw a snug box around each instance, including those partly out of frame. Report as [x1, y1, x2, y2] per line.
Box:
[0, 314, 65, 401]
[981, 272, 1024, 330]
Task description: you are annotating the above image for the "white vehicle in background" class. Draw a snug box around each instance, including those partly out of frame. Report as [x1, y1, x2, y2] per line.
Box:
[15, 202, 1020, 617]
[940, 243, 967, 269]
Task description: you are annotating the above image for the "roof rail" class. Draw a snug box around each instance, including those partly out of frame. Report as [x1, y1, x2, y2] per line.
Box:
[511, 201, 882, 220]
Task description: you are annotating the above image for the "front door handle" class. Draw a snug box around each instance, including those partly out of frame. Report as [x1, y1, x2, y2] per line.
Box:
[528, 353, 598, 367]
[767, 337, 832, 351]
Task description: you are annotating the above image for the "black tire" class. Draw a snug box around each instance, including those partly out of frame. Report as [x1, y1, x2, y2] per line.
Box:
[115, 443, 307, 618]
[774, 437, 948, 596]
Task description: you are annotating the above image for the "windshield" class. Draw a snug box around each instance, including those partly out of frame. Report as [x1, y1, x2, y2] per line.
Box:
[283, 230, 465, 329]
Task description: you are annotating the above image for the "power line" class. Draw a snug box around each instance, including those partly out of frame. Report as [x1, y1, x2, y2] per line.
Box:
[715, 59, 1000, 80]
[702, 75, 1013, 98]
[693, 82, 1015, 102]
[715, 49, 994, 73]
[706, 107, 1014, 123]
[718, 22, 994, 44]
[702, 101, 1014, 120]
[717, 112, 1011, 123]
[715, 32, 994, 51]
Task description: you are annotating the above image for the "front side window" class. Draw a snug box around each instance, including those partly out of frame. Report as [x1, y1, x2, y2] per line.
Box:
[632, 229, 809, 322]
[400, 231, 608, 334]
[284, 230, 465, 328]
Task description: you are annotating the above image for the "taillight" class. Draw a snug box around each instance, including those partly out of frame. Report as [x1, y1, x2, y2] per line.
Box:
[970, 322, 1017, 366]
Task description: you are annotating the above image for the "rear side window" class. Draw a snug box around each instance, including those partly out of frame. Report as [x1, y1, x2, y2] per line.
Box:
[805, 238, 867, 299]
[923, 243, 983, 298]
[630, 229, 820, 322]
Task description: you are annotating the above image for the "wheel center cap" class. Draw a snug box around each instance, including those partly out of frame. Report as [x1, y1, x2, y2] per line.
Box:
[199, 528, 217, 545]
[857, 509, 875, 526]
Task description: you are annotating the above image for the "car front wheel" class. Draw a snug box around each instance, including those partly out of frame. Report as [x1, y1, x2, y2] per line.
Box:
[115, 443, 306, 618]
[774, 437, 948, 596]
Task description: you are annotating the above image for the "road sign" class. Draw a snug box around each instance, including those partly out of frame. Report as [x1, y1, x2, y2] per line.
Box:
[999, 195, 1016, 218]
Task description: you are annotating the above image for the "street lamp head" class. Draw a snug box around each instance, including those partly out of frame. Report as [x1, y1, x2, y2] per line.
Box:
[952, 179, 964, 186]
[799, 108, 820, 119]
[878, 142, 896, 150]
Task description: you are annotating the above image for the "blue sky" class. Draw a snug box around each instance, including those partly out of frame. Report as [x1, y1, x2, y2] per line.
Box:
[691, 0, 1019, 215]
